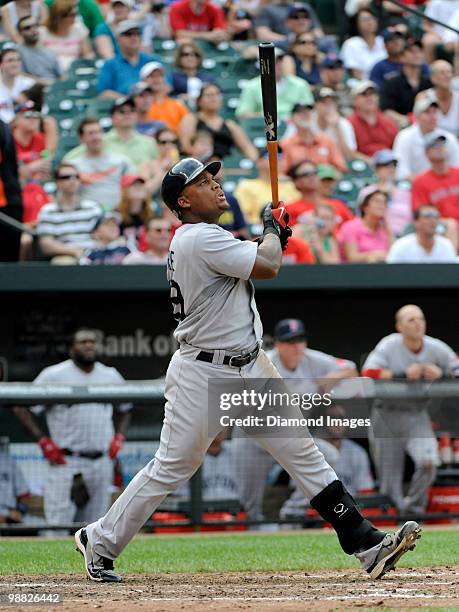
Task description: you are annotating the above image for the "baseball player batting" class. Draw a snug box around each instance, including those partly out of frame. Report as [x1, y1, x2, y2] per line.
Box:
[75, 158, 421, 583]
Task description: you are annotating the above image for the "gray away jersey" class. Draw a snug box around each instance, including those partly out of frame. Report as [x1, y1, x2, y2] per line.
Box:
[167, 223, 261, 351]
[363, 333, 458, 376]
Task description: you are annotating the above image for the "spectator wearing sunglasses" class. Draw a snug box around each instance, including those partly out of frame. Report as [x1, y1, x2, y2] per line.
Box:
[122, 216, 171, 265]
[141, 128, 180, 196]
[254, 1, 322, 46]
[0, 0, 48, 44]
[283, 33, 322, 86]
[285, 160, 354, 228]
[36, 163, 101, 262]
[97, 20, 161, 98]
[17, 16, 61, 84]
[39, 0, 93, 73]
[171, 41, 214, 101]
[386, 204, 457, 263]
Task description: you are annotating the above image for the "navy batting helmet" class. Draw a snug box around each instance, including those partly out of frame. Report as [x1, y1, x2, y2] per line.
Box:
[160, 157, 221, 218]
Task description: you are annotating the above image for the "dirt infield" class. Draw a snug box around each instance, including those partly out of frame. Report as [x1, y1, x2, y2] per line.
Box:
[1, 567, 458, 611]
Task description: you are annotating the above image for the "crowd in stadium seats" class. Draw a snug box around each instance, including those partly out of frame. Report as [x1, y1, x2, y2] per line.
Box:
[0, 0, 459, 264]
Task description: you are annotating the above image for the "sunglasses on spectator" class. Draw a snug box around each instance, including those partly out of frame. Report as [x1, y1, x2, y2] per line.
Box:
[152, 226, 172, 232]
[57, 174, 80, 180]
[361, 89, 377, 96]
[158, 138, 178, 145]
[116, 107, 135, 114]
[181, 51, 200, 58]
[297, 38, 316, 44]
[419, 211, 439, 219]
[122, 30, 141, 37]
[290, 12, 310, 19]
[294, 170, 317, 178]
[20, 23, 37, 31]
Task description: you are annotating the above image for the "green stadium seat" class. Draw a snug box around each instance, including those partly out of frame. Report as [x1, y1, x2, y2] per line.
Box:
[347, 159, 374, 179]
[334, 179, 359, 210]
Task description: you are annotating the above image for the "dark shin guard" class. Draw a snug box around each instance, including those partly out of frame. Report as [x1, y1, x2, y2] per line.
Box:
[310, 480, 385, 554]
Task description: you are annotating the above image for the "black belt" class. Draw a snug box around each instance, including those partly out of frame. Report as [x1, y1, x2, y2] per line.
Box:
[62, 449, 104, 460]
[196, 345, 259, 368]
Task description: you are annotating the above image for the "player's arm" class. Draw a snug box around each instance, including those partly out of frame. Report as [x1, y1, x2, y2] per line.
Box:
[361, 343, 394, 379]
[251, 233, 282, 279]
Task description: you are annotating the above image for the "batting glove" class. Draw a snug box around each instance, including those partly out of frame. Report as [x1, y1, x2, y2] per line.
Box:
[262, 203, 292, 251]
[108, 432, 126, 459]
[38, 437, 66, 465]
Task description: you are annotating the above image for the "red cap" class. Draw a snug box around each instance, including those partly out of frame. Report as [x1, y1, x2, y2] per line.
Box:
[121, 174, 145, 189]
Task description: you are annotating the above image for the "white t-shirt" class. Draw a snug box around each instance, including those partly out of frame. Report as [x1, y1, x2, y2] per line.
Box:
[0, 75, 35, 123]
[310, 114, 357, 151]
[168, 223, 259, 352]
[425, 1, 459, 39]
[442, 6, 459, 42]
[393, 124, 459, 180]
[386, 233, 457, 263]
[32, 359, 131, 452]
[340, 35, 387, 78]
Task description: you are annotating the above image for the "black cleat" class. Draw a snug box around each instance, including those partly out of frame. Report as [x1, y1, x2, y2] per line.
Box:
[74, 528, 123, 583]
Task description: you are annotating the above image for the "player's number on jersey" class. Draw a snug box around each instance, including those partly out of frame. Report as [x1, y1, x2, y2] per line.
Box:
[170, 280, 185, 322]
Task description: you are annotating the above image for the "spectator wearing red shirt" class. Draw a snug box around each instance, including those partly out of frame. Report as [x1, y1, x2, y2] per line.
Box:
[285, 160, 353, 227]
[169, 0, 228, 44]
[13, 108, 50, 183]
[281, 103, 347, 174]
[348, 81, 399, 160]
[411, 132, 459, 245]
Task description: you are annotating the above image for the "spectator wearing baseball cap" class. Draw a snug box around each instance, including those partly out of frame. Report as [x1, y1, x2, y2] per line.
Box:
[236, 48, 314, 119]
[340, 9, 387, 80]
[234, 151, 301, 225]
[311, 88, 357, 160]
[337, 185, 392, 263]
[12, 106, 50, 183]
[369, 26, 407, 88]
[281, 102, 347, 175]
[94, 0, 134, 60]
[96, 20, 161, 98]
[139, 61, 189, 133]
[380, 40, 432, 129]
[372, 149, 412, 237]
[411, 132, 459, 245]
[316, 164, 340, 199]
[254, 1, 323, 46]
[319, 54, 352, 116]
[347, 81, 399, 160]
[102, 96, 158, 172]
[129, 82, 166, 137]
[392, 93, 459, 180]
[169, 0, 228, 45]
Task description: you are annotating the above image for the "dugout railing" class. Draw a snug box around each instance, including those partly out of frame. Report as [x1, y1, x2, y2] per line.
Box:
[0, 380, 458, 533]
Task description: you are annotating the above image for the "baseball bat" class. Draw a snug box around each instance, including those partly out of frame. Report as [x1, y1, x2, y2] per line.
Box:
[258, 42, 279, 208]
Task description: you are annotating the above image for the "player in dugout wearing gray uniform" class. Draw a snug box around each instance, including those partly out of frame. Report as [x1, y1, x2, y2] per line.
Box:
[362, 304, 459, 514]
[233, 318, 358, 522]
